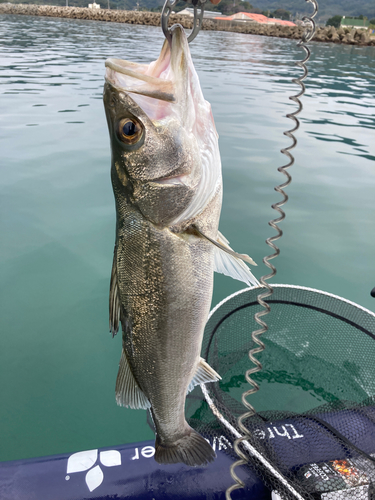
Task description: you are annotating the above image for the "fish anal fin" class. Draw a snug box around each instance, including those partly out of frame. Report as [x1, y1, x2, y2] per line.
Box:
[187, 358, 221, 393]
[109, 249, 121, 338]
[116, 348, 151, 410]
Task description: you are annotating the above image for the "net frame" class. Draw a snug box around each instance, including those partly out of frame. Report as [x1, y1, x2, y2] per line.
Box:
[206, 285, 375, 349]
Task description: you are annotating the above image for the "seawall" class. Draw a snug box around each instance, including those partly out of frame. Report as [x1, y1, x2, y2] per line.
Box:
[1, 3, 374, 46]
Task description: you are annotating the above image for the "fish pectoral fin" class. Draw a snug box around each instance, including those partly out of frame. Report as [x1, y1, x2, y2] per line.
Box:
[116, 348, 151, 410]
[217, 230, 257, 266]
[109, 249, 121, 337]
[187, 358, 221, 393]
[213, 245, 260, 287]
[191, 226, 260, 287]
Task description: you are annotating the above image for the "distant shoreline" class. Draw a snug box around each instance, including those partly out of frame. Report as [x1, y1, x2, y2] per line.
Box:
[1, 3, 374, 46]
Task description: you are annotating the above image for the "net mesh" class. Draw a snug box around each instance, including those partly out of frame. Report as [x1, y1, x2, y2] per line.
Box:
[186, 285, 375, 499]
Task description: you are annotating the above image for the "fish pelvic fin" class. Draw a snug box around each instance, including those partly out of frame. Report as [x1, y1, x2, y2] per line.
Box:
[191, 226, 259, 287]
[187, 358, 221, 393]
[154, 427, 216, 467]
[109, 249, 121, 337]
[115, 348, 151, 410]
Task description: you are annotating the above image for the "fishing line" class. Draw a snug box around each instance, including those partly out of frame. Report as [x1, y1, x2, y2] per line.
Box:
[221, 2, 318, 499]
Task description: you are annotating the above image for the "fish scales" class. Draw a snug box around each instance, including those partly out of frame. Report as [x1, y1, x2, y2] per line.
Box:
[104, 24, 258, 467]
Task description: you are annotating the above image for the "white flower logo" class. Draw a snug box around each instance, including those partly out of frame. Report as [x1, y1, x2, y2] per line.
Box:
[66, 449, 121, 492]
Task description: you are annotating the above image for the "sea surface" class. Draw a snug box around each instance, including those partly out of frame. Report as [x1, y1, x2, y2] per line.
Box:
[1, 14, 374, 462]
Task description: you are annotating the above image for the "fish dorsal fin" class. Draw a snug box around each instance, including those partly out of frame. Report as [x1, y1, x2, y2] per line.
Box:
[187, 358, 221, 393]
[109, 250, 121, 337]
[116, 348, 151, 410]
[191, 226, 260, 287]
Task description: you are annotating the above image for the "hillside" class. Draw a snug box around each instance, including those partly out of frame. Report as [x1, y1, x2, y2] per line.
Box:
[250, 0, 375, 22]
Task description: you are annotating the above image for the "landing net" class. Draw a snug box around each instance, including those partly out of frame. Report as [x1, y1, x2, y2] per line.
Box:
[186, 285, 375, 500]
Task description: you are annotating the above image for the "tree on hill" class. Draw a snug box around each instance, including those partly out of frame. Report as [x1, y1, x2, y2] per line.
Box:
[326, 15, 342, 28]
[241, 1, 253, 11]
[197, 0, 254, 15]
[272, 8, 291, 20]
[214, 0, 253, 15]
[259, 8, 290, 19]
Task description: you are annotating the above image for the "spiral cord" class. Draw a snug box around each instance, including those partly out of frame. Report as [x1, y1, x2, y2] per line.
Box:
[226, 2, 318, 499]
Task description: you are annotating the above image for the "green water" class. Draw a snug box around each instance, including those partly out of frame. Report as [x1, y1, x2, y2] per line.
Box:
[1, 14, 374, 462]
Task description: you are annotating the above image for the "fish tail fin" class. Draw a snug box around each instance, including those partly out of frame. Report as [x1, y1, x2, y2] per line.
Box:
[154, 427, 216, 467]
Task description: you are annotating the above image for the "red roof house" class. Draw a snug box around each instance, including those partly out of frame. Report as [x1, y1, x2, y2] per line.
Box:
[214, 12, 295, 27]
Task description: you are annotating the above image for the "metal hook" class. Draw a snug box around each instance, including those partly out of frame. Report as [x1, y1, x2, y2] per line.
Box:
[161, 0, 206, 45]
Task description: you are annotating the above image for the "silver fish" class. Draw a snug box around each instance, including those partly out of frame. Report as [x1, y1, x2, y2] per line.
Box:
[104, 25, 258, 467]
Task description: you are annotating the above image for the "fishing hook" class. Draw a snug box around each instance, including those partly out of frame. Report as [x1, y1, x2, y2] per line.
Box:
[226, 2, 318, 499]
[161, 0, 206, 44]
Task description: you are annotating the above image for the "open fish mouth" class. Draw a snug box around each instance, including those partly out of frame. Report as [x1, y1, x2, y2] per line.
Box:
[104, 25, 190, 122]
[104, 55, 175, 104]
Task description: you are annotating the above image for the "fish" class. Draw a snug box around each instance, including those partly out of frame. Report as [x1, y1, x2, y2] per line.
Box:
[103, 24, 259, 467]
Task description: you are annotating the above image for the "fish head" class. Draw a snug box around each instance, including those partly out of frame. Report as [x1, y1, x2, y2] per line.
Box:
[104, 24, 221, 227]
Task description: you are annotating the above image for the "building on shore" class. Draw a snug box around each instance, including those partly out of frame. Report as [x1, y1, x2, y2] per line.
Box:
[340, 16, 369, 30]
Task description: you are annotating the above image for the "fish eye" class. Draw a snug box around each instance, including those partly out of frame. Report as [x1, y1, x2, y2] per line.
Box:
[117, 117, 143, 145]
